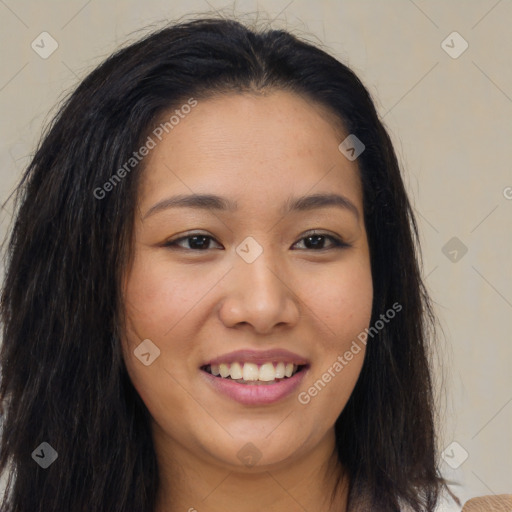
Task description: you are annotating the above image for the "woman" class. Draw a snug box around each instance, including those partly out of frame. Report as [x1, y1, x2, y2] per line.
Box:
[0, 16, 459, 511]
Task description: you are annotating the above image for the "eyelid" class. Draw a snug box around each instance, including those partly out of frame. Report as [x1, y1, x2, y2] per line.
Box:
[294, 230, 350, 249]
[164, 230, 350, 251]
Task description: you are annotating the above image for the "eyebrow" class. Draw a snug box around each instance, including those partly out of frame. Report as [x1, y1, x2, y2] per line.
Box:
[142, 192, 359, 220]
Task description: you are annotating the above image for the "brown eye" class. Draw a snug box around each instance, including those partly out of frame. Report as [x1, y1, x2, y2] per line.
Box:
[292, 233, 349, 251]
[164, 234, 221, 251]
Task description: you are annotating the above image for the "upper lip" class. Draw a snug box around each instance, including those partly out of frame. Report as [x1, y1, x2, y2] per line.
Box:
[201, 349, 310, 367]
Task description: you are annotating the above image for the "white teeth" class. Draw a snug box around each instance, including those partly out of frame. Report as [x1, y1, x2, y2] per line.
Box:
[258, 362, 276, 381]
[219, 363, 229, 378]
[230, 362, 243, 380]
[206, 361, 301, 381]
[275, 362, 285, 378]
[242, 363, 259, 381]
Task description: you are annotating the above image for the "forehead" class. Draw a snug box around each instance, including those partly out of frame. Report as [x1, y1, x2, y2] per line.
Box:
[138, 91, 363, 214]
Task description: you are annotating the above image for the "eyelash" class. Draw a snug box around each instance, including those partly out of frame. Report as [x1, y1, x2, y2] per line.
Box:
[163, 231, 350, 252]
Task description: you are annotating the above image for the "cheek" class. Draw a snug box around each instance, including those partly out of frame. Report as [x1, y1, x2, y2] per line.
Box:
[120, 254, 233, 404]
[298, 260, 372, 412]
[122, 254, 218, 338]
[120, 256, 194, 392]
[306, 260, 373, 342]
[120, 262, 197, 431]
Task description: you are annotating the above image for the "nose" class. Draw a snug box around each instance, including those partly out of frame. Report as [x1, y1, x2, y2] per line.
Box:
[218, 247, 301, 334]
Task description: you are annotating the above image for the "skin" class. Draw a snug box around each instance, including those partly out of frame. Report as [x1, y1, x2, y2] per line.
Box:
[120, 90, 373, 512]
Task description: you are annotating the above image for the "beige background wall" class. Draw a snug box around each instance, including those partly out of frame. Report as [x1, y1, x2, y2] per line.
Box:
[1, 0, 511, 507]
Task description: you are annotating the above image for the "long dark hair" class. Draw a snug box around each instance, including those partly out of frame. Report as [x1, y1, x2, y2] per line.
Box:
[0, 15, 455, 511]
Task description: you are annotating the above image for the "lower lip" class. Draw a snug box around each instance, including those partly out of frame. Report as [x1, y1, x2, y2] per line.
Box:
[200, 367, 309, 406]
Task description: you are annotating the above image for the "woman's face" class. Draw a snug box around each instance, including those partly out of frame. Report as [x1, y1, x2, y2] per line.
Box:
[121, 90, 373, 473]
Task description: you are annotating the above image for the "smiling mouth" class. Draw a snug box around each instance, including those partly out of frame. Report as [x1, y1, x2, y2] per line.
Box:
[200, 363, 308, 385]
